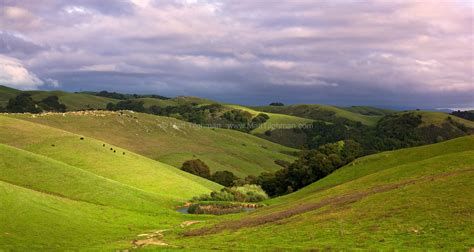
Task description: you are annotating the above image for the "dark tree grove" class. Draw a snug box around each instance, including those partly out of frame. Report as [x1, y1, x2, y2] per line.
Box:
[269, 102, 284, 106]
[181, 159, 211, 179]
[38, 96, 67, 112]
[6, 93, 42, 113]
[210, 171, 238, 187]
[451, 110, 474, 121]
[106, 100, 145, 112]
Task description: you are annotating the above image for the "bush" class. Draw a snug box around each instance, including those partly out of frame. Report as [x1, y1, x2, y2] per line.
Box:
[106, 100, 145, 112]
[38, 96, 67, 112]
[181, 159, 211, 179]
[210, 170, 238, 187]
[194, 185, 268, 203]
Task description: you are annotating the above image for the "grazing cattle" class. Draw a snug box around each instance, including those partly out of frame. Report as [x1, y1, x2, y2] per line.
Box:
[80, 137, 84, 140]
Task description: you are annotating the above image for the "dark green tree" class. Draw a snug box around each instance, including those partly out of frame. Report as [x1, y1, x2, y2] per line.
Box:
[210, 171, 238, 187]
[38, 96, 67, 112]
[181, 159, 211, 179]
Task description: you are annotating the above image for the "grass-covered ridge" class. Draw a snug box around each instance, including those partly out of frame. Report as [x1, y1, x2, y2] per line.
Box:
[255, 104, 382, 126]
[166, 136, 474, 250]
[0, 86, 118, 110]
[6, 111, 297, 177]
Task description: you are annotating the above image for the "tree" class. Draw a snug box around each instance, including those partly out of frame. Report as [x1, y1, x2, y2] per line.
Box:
[181, 159, 211, 179]
[38, 96, 66, 112]
[211, 171, 238, 187]
[269, 102, 284, 106]
[106, 100, 145, 112]
[6, 93, 41, 113]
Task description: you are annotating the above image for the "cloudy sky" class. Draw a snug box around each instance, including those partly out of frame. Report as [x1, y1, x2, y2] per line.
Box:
[0, 0, 473, 109]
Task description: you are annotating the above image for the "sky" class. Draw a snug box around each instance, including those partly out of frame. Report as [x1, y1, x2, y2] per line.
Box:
[0, 0, 473, 109]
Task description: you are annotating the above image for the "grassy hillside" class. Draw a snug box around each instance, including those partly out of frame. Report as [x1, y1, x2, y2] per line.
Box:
[166, 136, 474, 250]
[0, 85, 21, 106]
[256, 104, 382, 126]
[0, 86, 118, 110]
[136, 97, 178, 108]
[6, 111, 297, 177]
[0, 115, 220, 198]
[0, 115, 225, 250]
[226, 104, 313, 134]
[342, 106, 394, 116]
[414, 111, 474, 128]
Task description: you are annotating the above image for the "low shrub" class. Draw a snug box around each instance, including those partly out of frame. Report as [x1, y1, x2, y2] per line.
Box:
[193, 184, 268, 203]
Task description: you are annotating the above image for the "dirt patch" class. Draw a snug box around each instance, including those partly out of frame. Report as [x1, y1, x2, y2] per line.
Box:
[132, 230, 169, 248]
[185, 168, 474, 236]
[180, 221, 202, 227]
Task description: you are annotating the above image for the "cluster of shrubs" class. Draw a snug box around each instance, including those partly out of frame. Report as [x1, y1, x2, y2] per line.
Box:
[193, 184, 268, 203]
[451, 110, 474, 121]
[94, 90, 170, 100]
[269, 102, 284, 106]
[243, 140, 363, 196]
[181, 159, 239, 186]
[1, 93, 67, 113]
[106, 100, 145, 112]
[180, 140, 362, 197]
[187, 202, 260, 215]
[302, 112, 472, 154]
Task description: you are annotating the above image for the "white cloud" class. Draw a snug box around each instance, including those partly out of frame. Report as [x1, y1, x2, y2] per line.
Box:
[0, 55, 43, 89]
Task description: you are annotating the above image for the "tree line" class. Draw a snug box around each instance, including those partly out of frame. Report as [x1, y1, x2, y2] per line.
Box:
[0, 93, 66, 113]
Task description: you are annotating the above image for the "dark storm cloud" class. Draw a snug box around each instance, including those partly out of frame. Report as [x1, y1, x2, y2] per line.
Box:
[0, 0, 472, 108]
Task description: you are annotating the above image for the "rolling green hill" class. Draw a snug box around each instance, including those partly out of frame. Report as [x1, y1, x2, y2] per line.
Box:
[6, 111, 297, 177]
[342, 106, 394, 116]
[0, 86, 118, 110]
[0, 115, 223, 250]
[226, 104, 314, 134]
[0, 85, 21, 106]
[414, 111, 474, 128]
[166, 136, 474, 250]
[256, 104, 382, 126]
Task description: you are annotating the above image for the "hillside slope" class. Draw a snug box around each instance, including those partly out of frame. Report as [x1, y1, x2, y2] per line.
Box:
[256, 104, 382, 126]
[226, 104, 313, 134]
[0, 115, 220, 199]
[6, 111, 297, 177]
[0, 86, 118, 110]
[0, 115, 224, 250]
[167, 136, 474, 250]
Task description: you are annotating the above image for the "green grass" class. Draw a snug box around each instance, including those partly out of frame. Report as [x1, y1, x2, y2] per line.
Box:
[136, 97, 179, 108]
[28, 90, 118, 111]
[256, 104, 382, 126]
[6, 111, 296, 177]
[164, 136, 474, 250]
[0, 115, 220, 198]
[0, 115, 226, 250]
[342, 106, 394, 116]
[412, 111, 474, 128]
[0, 85, 21, 106]
[226, 104, 313, 134]
[0, 86, 118, 110]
